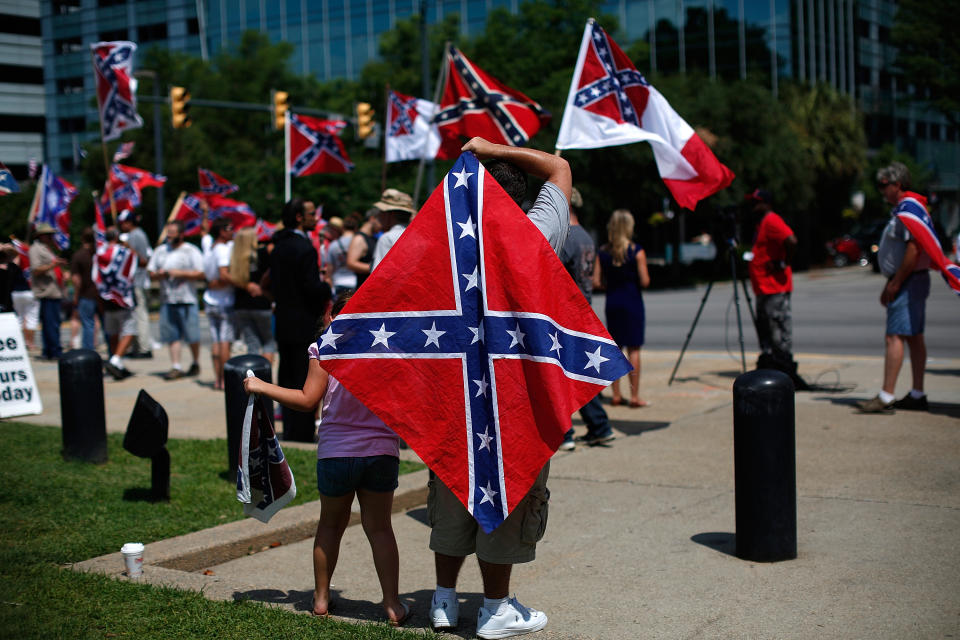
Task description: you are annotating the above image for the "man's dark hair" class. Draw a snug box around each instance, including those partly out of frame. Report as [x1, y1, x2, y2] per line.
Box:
[210, 216, 232, 238]
[81, 227, 95, 245]
[486, 160, 527, 206]
[282, 198, 307, 228]
[168, 219, 185, 235]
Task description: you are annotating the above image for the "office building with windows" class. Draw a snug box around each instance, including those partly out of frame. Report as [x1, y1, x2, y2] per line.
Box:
[35, 0, 957, 197]
[2, 0, 44, 179]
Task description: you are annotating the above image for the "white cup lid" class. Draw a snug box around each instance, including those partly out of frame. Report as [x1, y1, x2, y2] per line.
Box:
[121, 542, 144, 554]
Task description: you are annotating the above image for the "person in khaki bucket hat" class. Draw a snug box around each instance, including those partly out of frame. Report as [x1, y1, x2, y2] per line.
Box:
[370, 188, 417, 271]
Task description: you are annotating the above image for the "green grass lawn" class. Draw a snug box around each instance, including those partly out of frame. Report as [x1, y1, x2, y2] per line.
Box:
[0, 421, 429, 639]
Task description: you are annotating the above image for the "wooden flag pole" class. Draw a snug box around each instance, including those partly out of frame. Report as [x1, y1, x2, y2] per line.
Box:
[156, 191, 185, 244]
[413, 42, 451, 205]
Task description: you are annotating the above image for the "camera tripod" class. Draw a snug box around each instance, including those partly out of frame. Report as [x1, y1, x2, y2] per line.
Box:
[668, 238, 758, 386]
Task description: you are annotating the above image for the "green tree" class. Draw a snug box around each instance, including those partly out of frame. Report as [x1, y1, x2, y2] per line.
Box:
[892, 0, 960, 127]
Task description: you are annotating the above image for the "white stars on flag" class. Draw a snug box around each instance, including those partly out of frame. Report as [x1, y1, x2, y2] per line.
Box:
[479, 480, 498, 506]
[473, 374, 490, 398]
[549, 331, 563, 356]
[462, 267, 479, 291]
[319, 327, 342, 349]
[370, 323, 396, 348]
[422, 322, 446, 348]
[507, 324, 526, 349]
[452, 168, 474, 188]
[584, 346, 609, 372]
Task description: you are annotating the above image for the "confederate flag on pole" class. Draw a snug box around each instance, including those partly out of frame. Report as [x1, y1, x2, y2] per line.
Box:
[172, 192, 208, 237]
[385, 90, 442, 162]
[288, 113, 354, 176]
[198, 168, 239, 196]
[434, 45, 550, 160]
[895, 192, 960, 297]
[91, 41, 144, 141]
[556, 19, 735, 210]
[205, 194, 257, 229]
[316, 152, 631, 533]
[29, 166, 77, 250]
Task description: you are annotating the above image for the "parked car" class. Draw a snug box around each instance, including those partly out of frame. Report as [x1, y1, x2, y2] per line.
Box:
[826, 220, 886, 269]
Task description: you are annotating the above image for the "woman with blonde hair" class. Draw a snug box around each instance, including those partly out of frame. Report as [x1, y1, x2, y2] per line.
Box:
[231, 227, 276, 365]
[593, 209, 650, 407]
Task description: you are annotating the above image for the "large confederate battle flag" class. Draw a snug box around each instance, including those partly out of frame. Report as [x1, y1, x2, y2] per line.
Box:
[288, 113, 353, 176]
[94, 242, 137, 308]
[434, 46, 550, 160]
[29, 166, 77, 250]
[171, 192, 208, 237]
[91, 41, 143, 141]
[896, 192, 960, 297]
[205, 194, 256, 229]
[316, 152, 631, 532]
[556, 19, 734, 210]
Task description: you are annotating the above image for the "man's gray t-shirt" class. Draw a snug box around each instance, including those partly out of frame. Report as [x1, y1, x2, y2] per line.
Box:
[877, 215, 931, 277]
[560, 224, 596, 302]
[526, 181, 569, 256]
[125, 227, 151, 288]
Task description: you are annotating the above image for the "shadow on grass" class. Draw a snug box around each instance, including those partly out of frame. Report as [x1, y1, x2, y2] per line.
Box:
[691, 531, 737, 557]
[122, 487, 168, 502]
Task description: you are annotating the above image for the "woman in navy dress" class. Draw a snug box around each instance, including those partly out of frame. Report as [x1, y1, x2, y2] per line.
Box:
[593, 209, 651, 407]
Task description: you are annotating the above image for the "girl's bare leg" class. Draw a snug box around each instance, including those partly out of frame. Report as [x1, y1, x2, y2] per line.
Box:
[356, 488, 405, 623]
[312, 492, 354, 616]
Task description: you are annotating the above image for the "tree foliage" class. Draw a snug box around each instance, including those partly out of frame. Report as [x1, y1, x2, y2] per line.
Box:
[892, 0, 960, 127]
[0, 0, 887, 268]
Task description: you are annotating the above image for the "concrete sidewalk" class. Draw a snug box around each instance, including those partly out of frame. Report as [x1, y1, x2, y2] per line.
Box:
[25, 344, 960, 639]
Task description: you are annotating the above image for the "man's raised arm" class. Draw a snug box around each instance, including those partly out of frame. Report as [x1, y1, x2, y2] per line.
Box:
[461, 137, 572, 204]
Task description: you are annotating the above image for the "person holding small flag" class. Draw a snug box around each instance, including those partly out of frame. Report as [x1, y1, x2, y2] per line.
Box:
[117, 209, 154, 358]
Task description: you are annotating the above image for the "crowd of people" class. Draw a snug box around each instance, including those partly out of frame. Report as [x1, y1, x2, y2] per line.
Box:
[0, 150, 941, 638]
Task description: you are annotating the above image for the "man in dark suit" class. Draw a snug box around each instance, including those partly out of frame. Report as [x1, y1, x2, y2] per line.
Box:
[268, 198, 332, 441]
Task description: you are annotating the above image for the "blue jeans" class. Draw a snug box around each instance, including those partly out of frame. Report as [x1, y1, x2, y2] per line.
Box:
[578, 392, 611, 438]
[40, 298, 62, 359]
[77, 297, 98, 350]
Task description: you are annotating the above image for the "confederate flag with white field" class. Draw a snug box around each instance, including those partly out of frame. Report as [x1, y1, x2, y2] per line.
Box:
[556, 19, 735, 210]
[385, 90, 442, 162]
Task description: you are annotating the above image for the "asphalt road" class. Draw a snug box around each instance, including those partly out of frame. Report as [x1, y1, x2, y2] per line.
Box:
[592, 265, 958, 359]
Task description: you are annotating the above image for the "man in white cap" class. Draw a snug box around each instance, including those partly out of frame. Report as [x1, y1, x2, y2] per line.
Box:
[370, 189, 417, 271]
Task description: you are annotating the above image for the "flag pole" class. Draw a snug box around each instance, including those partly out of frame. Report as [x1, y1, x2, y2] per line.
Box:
[157, 191, 185, 244]
[25, 166, 43, 235]
[284, 111, 291, 203]
[90, 48, 118, 223]
[413, 42, 451, 205]
[380, 83, 390, 193]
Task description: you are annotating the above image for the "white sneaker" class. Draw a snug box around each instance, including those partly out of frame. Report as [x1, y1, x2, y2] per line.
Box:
[429, 591, 459, 629]
[476, 597, 547, 639]
[558, 440, 575, 451]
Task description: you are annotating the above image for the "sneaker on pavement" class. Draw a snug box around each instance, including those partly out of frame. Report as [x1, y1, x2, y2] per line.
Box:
[477, 597, 547, 639]
[576, 431, 616, 446]
[104, 361, 128, 381]
[164, 368, 185, 381]
[558, 440, 576, 452]
[429, 592, 459, 629]
[857, 395, 894, 413]
[892, 393, 928, 411]
[186, 363, 200, 377]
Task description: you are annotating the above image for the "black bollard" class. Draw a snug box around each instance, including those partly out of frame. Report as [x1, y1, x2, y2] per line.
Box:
[733, 368, 797, 562]
[224, 354, 272, 472]
[59, 349, 107, 463]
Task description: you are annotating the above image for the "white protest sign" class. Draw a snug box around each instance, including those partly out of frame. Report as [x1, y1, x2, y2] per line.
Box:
[0, 312, 43, 418]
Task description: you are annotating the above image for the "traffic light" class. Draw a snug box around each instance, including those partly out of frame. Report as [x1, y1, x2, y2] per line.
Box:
[272, 90, 289, 130]
[170, 86, 191, 129]
[356, 102, 375, 139]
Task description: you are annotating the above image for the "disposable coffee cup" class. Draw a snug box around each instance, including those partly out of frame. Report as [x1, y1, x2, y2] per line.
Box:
[121, 542, 144, 577]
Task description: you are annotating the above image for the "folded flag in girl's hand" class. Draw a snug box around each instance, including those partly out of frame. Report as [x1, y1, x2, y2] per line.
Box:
[237, 371, 296, 523]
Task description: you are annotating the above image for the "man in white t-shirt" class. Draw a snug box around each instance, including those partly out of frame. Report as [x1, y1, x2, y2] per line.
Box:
[202, 217, 235, 390]
[148, 220, 205, 380]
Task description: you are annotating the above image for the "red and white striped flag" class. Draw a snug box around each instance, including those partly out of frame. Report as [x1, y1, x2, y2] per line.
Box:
[556, 19, 735, 210]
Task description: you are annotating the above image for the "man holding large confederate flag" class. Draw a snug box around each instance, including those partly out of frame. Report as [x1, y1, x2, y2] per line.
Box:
[427, 138, 569, 638]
